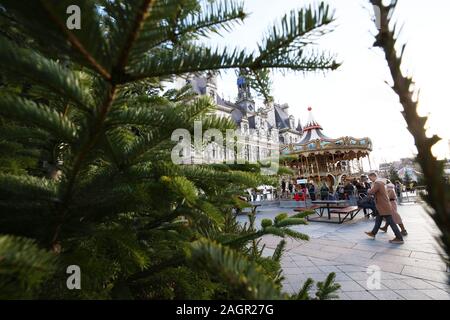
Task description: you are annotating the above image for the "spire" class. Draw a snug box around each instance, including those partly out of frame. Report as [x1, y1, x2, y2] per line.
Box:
[236, 75, 252, 101]
[205, 71, 218, 100]
[296, 119, 302, 133]
[236, 73, 255, 113]
[303, 106, 322, 131]
[298, 106, 331, 144]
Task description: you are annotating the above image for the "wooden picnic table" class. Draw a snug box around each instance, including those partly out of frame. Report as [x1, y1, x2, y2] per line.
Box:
[328, 206, 361, 223]
[310, 200, 348, 220]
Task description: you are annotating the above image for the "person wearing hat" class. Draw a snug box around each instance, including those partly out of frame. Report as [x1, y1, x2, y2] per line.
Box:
[380, 180, 408, 236]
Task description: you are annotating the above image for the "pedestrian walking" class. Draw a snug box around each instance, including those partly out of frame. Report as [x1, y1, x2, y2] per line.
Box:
[380, 181, 408, 236]
[364, 173, 404, 244]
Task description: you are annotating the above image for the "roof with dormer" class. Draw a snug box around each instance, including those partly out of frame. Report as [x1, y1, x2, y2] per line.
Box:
[187, 75, 302, 134]
[275, 104, 299, 131]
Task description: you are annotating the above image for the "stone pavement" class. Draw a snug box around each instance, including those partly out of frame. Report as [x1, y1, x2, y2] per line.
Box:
[237, 203, 450, 300]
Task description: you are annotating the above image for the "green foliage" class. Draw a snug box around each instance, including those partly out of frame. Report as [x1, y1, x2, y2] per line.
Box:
[0, 0, 339, 299]
[403, 171, 412, 186]
[315, 272, 341, 300]
[188, 238, 282, 299]
[261, 219, 273, 228]
[291, 272, 340, 300]
[295, 278, 314, 300]
[0, 94, 79, 143]
[291, 210, 316, 219]
[272, 239, 286, 263]
[128, 266, 217, 300]
[388, 165, 401, 183]
[274, 213, 288, 224]
[0, 235, 57, 299]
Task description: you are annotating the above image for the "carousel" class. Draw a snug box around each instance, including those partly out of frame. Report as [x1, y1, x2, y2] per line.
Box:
[280, 107, 373, 188]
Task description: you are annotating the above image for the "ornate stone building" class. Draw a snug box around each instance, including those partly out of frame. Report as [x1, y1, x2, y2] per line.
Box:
[183, 72, 303, 163]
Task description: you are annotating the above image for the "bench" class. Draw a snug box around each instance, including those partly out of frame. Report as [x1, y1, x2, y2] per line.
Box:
[328, 206, 361, 224]
[294, 204, 328, 217]
[293, 204, 322, 212]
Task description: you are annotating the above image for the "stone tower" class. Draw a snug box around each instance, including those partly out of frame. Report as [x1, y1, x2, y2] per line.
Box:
[235, 75, 255, 114]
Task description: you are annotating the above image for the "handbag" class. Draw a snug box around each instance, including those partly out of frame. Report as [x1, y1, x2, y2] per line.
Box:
[357, 195, 378, 216]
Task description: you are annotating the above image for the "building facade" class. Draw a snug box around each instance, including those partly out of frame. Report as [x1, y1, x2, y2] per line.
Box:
[182, 72, 303, 164]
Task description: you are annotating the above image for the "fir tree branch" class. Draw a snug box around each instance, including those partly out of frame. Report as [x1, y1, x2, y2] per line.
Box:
[370, 0, 450, 268]
[39, 0, 111, 80]
[115, 0, 155, 75]
[52, 85, 117, 249]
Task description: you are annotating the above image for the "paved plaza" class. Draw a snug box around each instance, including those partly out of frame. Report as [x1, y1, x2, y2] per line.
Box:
[237, 203, 450, 300]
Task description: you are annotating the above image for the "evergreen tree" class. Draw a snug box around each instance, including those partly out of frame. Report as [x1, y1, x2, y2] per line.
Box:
[388, 165, 400, 184]
[0, 0, 340, 299]
[403, 171, 412, 189]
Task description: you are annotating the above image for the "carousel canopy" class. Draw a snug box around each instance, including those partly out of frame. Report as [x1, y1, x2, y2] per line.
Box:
[281, 107, 372, 157]
[298, 106, 331, 144]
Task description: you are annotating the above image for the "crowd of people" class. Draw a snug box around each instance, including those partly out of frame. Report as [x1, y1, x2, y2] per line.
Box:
[280, 176, 408, 203]
[246, 173, 409, 245]
[279, 173, 408, 244]
[280, 175, 374, 204]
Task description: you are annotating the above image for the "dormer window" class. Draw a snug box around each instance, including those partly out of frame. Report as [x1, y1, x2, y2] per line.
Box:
[289, 116, 295, 128]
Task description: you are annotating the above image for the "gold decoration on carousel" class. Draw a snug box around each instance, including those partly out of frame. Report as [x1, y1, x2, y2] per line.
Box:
[280, 107, 372, 181]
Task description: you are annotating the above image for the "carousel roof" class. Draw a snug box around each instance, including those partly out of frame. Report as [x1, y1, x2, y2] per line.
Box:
[298, 107, 331, 144]
[280, 107, 373, 156]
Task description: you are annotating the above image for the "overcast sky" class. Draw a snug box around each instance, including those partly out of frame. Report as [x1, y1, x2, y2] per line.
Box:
[207, 0, 450, 169]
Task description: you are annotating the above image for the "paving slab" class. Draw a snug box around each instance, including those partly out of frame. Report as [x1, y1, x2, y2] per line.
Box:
[420, 289, 450, 300]
[369, 290, 405, 300]
[394, 289, 433, 300]
[241, 203, 450, 300]
[344, 291, 378, 300]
